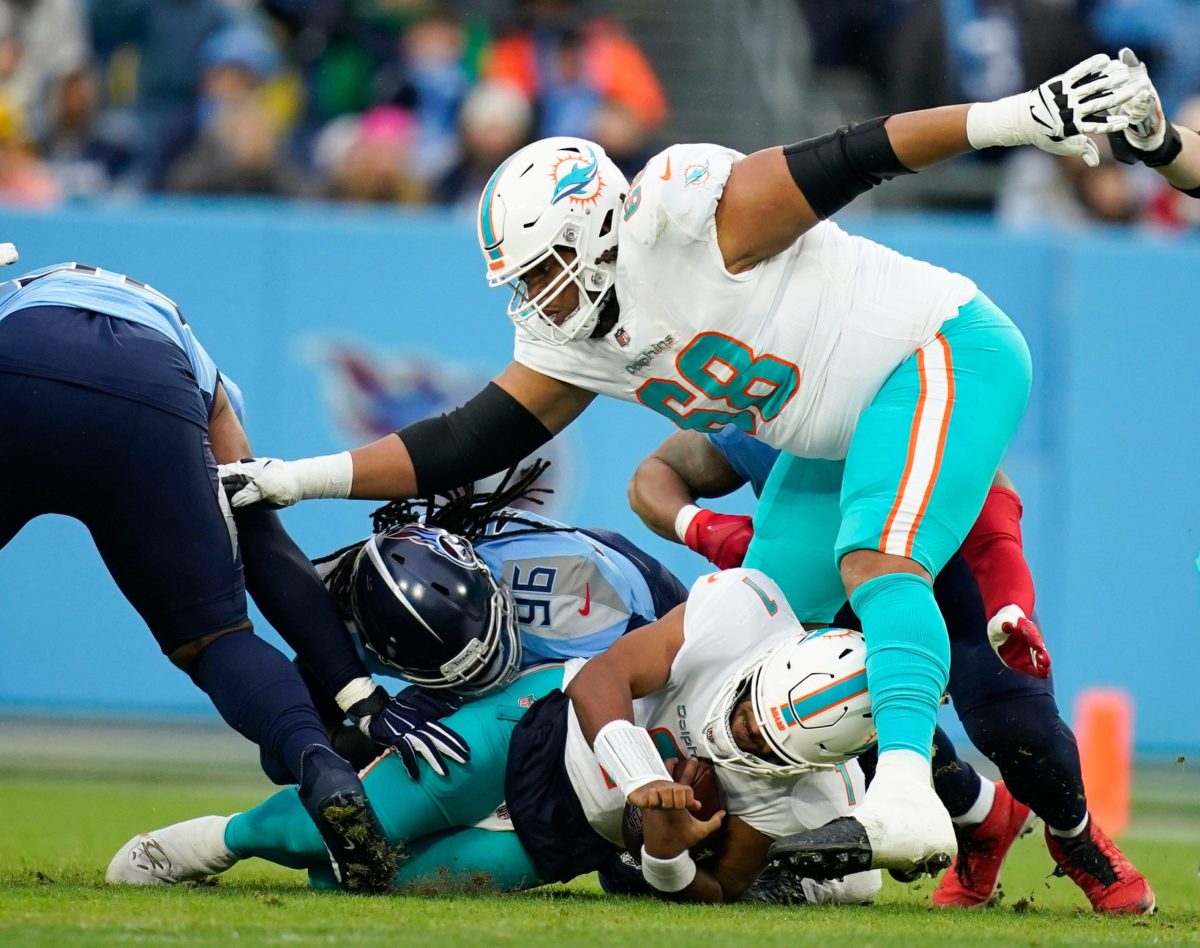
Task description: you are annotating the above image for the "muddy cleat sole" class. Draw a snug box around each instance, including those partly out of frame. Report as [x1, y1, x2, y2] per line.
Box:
[297, 745, 398, 894]
[304, 787, 398, 894]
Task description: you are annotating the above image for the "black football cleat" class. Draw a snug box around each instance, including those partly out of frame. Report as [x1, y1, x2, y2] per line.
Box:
[297, 745, 398, 894]
[769, 817, 876, 880]
[769, 817, 954, 883]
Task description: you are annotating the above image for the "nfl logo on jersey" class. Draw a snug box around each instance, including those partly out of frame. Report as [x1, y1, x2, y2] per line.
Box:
[615, 327, 630, 347]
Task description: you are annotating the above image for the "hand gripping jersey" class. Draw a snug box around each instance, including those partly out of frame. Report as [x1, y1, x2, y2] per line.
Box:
[514, 144, 978, 460]
[562, 568, 864, 845]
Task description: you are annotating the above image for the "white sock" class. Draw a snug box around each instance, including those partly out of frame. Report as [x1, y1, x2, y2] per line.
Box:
[952, 778, 996, 826]
[1048, 813, 1089, 839]
[874, 749, 932, 785]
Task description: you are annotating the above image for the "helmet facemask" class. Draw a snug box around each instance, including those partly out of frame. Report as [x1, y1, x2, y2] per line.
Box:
[352, 527, 524, 696]
[702, 653, 817, 779]
[478, 137, 626, 347]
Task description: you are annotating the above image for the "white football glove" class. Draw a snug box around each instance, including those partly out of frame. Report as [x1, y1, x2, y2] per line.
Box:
[1115, 47, 1166, 151]
[967, 53, 1137, 167]
[218, 453, 353, 509]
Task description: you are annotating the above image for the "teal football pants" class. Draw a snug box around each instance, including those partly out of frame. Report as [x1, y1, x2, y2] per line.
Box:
[224, 665, 564, 891]
[746, 294, 1031, 757]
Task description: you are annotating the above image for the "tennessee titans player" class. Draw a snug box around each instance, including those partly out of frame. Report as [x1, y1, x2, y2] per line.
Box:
[297, 463, 688, 773]
[0, 259, 460, 892]
[627, 427, 1154, 915]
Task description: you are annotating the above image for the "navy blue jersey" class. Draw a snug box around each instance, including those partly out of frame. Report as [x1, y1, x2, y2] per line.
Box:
[0, 264, 228, 425]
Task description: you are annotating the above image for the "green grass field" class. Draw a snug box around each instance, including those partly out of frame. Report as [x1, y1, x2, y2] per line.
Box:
[2, 719, 1198, 946]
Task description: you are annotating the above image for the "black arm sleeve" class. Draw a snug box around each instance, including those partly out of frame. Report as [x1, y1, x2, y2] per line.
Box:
[235, 507, 370, 697]
[783, 116, 913, 220]
[396, 381, 553, 495]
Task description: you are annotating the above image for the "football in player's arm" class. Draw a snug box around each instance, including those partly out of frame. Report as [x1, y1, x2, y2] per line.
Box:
[567, 608, 766, 902]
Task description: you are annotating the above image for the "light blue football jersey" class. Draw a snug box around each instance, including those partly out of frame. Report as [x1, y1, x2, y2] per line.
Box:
[474, 510, 659, 664]
[0, 263, 220, 402]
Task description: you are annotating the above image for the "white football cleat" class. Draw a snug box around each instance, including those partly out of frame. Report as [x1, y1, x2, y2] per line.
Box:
[106, 815, 238, 885]
[855, 766, 957, 879]
[769, 756, 956, 881]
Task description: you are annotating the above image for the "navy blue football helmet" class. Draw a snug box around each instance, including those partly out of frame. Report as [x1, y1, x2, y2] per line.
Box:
[349, 524, 521, 695]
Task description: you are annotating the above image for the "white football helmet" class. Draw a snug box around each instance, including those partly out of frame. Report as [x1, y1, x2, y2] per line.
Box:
[476, 136, 628, 345]
[703, 627, 877, 778]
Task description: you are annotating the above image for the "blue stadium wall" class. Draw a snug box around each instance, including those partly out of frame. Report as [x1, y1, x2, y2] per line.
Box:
[0, 200, 1196, 754]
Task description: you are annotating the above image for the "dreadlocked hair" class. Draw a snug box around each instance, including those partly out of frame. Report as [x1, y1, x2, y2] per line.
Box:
[313, 539, 363, 619]
[314, 460, 570, 615]
[370, 459, 574, 541]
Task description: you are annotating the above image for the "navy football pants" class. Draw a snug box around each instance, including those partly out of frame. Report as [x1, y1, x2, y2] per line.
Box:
[0, 371, 247, 654]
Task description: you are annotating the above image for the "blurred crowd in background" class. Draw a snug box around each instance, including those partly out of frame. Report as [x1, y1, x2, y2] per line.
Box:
[0, 0, 1196, 230]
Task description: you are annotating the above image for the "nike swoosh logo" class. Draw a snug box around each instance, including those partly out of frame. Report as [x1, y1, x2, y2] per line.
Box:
[660, 156, 671, 181]
[706, 573, 720, 583]
[579, 583, 591, 616]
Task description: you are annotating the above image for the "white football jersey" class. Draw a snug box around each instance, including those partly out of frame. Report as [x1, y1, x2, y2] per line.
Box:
[514, 143, 977, 459]
[562, 568, 865, 844]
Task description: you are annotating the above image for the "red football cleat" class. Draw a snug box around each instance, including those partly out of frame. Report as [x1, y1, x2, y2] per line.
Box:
[933, 781, 1034, 908]
[1045, 817, 1156, 914]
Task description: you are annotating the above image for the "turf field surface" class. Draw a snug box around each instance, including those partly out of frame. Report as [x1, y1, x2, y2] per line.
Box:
[2, 718, 1198, 947]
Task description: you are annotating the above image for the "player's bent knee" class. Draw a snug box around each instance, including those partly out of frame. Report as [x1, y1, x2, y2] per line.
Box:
[169, 620, 253, 672]
[839, 549, 930, 597]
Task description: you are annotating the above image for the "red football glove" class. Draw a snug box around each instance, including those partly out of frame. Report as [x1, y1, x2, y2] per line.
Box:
[987, 605, 1052, 679]
[683, 509, 754, 570]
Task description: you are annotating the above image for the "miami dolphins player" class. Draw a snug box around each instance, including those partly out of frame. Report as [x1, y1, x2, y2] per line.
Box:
[108, 567, 881, 906]
[628, 427, 1154, 914]
[218, 54, 1142, 877]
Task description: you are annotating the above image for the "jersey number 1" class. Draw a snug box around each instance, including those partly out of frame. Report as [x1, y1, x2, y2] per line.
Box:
[636, 332, 799, 434]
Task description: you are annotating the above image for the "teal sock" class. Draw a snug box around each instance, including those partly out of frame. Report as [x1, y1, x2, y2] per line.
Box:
[850, 572, 949, 759]
[225, 787, 325, 870]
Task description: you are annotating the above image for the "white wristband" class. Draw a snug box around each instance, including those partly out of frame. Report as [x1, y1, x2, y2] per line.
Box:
[674, 504, 703, 543]
[966, 95, 1030, 150]
[592, 720, 672, 800]
[294, 451, 354, 500]
[334, 676, 377, 713]
[640, 846, 697, 893]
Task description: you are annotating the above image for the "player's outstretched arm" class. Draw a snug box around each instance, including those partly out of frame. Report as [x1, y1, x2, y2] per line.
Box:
[716, 54, 1138, 273]
[221, 361, 594, 508]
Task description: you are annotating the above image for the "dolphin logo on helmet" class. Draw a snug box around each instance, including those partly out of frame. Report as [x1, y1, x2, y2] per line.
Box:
[550, 149, 603, 206]
[476, 137, 628, 346]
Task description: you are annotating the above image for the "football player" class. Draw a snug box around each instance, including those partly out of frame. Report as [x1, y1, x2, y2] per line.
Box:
[629, 427, 1154, 914]
[108, 567, 882, 905]
[219, 54, 1141, 877]
[297, 466, 688, 777]
[0, 260, 474, 893]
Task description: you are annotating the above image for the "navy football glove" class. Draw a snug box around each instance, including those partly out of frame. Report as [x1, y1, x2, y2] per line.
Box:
[347, 686, 469, 780]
